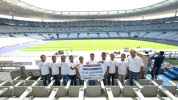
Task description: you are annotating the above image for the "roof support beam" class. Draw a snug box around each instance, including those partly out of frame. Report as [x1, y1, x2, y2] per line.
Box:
[175, 9, 178, 17]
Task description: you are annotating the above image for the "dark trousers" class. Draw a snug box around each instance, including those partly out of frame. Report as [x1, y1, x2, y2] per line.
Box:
[129, 71, 140, 86]
[53, 74, 60, 86]
[103, 77, 107, 85]
[79, 78, 84, 85]
[62, 75, 69, 86]
[108, 73, 115, 85]
[151, 67, 160, 79]
[69, 75, 77, 86]
[42, 74, 51, 86]
[89, 80, 96, 86]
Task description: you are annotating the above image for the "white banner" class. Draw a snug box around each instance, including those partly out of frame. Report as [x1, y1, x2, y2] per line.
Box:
[80, 64, 104, 80]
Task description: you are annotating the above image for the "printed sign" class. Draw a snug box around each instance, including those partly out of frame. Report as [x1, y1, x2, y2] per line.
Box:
[80, 64, 104, 80]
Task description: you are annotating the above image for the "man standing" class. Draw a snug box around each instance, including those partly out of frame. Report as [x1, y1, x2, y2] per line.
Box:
[98, 52, 110, 85]
[86, 53, 98, 85]
[60, 55, 69, 86]
[68, 55, 77, 86]
[76, 56, 85, 85]
[38, 55, 51, 86]
[116, 53, 128, 85]
[128, 49, 144, 86]
[144, 52, 152, 75]
[151, 51, 165, 79]
[50, 56, 61, 86]
[107, 53, 116, 85]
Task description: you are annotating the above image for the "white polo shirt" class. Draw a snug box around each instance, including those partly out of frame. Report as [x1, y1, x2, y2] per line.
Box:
[77, 62, 84, 75]
[38, 61, 50, 75]
[68, 62, 77, 75]
[108, 60, 117, 74]
[87, 60, 97, 64]
[60, 62, 69, 75]
[99, 59, 110, 74]
[128, 56, 144, 72]
[49, 62, 60, 75]
[117, 60, 128, 75]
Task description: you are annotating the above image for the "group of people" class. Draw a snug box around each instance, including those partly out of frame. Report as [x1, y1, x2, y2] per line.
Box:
[38, 49, 165, 86]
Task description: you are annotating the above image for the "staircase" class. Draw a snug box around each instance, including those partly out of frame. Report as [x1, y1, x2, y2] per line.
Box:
[141, 32, 150, 37]
[162, 66, 178, 80]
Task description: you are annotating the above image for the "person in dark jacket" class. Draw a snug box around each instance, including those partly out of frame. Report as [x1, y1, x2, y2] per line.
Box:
[151, 51, 165, 79]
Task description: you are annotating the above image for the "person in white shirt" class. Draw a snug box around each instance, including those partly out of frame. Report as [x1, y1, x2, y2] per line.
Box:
[116, 53, 128, 85]
[128, 49, 144, 86]
[38, 55, 51, 86]
[98, 52, 110, 85]
[86, 53, 98, 85]
[60, 55, 69, 86]
[108, 53, 117, 85]
[76, 56, 84, 85]
[49, 56, 61, 86]
[68, 55, 77, 86]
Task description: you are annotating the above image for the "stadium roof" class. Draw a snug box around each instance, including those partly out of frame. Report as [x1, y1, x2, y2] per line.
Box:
[0, 0, 178, 20]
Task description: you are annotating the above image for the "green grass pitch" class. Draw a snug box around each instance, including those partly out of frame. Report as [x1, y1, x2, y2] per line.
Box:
[21, 39, 178, 51]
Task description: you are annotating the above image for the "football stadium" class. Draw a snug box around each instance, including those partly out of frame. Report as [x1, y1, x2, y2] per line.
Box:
[0, 0, 178, 100]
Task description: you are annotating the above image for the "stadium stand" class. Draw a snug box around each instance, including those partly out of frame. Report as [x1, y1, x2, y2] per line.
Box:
[68, 33, 78, 39]
[88, 33, 98, 38]
[108, 32, 120, 38]
[79, 33, 88, 38]
[0, 0, 178, 100]
[99, 32, 109, 38]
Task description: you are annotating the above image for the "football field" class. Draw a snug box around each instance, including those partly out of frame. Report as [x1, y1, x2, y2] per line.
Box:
[21, 39, 178, 51]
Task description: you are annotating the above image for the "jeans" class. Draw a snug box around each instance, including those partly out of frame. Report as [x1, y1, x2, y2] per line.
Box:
[103, 76, 108, 85]
[79, 78, 84, 85]
[129, 70, 140, 86]
[53, 74, 60, 86]
[69, 75, 77, 86]
[108, 73, 115, 85]
[118, 74, 126, 85]
[42, 74, 51, 86]
[151, 67, 160, 79]
[62, 75, 69, 86]
[89, 80, 96, 86]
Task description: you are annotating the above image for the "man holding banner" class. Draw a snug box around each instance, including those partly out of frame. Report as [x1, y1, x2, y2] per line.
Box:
[76, 56, 85, 85]
[86, 53, 99, 85]
[98, 52, 110, 85]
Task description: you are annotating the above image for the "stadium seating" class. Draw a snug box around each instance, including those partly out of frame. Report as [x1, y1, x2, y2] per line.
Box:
[0, 74, 178, 100]
[79, 33, 88, 38]
[119, 32, 129, 37]
[89, 33, 98, 38]
[109, 32, 120, 38]
[59, 34, 68, 39]
[99, 32, 109, 38]
[68, 33, 78, 39]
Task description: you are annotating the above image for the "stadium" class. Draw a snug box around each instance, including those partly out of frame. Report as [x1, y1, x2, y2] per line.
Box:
[0, 0, 178, 100]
